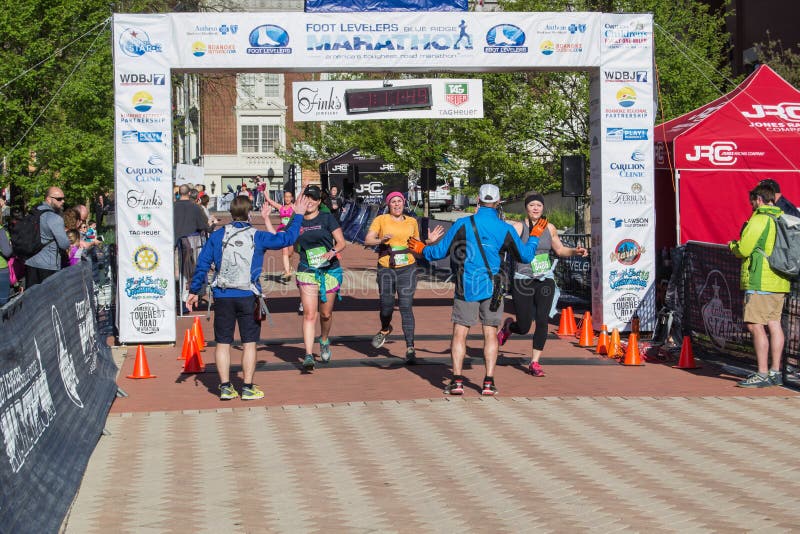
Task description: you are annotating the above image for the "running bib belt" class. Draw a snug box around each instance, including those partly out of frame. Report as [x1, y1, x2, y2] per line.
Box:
[530, 253, 552, 277]
[391, 246, 410, 267]
[305, 246, 329, 268]
[281, 216, 291, 226]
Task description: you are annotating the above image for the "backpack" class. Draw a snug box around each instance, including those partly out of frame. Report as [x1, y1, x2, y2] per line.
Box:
[211, 224, 257, 291]
[10, 207, 53, 259]
[758, 212, 800, 278]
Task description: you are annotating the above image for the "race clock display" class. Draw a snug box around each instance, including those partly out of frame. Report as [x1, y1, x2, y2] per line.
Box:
[344, 84, 432, 114]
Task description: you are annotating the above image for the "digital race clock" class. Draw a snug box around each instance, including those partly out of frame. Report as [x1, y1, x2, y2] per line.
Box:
[344, 84, 433, 114]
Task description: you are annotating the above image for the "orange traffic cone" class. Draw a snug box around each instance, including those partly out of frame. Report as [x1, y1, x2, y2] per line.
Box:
[673, 336, 701, 369]
[621, 333, 644, 366]
[577, 312, 594, 347]
[192, 316, 206, 351]
[179, 328, 192, 360]
[566, 307, 577, 336]
[556, 308, 575, 336]
[182, 333, 205, 373]
[608, 328, 622, 358]
[595, 325, 609, 355]
[127, 345, 156, 379]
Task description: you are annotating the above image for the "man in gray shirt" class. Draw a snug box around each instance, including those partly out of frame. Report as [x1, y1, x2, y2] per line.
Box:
[25, 186, 70, 286]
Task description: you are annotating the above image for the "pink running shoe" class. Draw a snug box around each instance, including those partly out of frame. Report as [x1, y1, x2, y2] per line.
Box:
[528, 361, 545, 377]
[497, 317, 513, 346]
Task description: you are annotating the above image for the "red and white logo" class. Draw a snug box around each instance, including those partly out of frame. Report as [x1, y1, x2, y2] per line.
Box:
[741, 102, 800, 122]
[685, 141, 739, 166]
[655, 141, 667, 165]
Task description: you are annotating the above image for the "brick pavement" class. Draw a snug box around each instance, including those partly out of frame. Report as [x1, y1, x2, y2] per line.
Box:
[65, 397, 800, 533]
[62, 217, 800, 532]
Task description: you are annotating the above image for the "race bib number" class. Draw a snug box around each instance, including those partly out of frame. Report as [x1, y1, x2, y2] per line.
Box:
[306, 246, 328, 268]
[530, 253, 551, 276]
[281, 216, 291, 226]
[391, 246, 409, 267]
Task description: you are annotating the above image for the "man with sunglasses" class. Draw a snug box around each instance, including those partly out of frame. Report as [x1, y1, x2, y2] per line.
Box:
[24, 187, 70, 286]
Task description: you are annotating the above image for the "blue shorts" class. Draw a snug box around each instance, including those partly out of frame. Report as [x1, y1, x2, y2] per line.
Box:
[213, 296, 261, 344]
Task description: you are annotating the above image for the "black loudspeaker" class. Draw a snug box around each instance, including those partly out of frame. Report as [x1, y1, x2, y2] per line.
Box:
[348, 164, 359, 184]
[468, 167, 480, 186]
[421, 167, 436, 191]
[561, 155, 585, 197]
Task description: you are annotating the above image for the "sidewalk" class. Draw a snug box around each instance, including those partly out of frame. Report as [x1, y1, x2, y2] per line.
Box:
[62, 217, 800, 532]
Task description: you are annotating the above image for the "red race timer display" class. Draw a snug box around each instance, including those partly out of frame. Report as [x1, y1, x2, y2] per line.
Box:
[344, 84, 432, 114]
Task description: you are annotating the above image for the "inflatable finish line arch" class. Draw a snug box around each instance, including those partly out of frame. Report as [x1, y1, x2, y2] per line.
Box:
[113, 12, 655, 343]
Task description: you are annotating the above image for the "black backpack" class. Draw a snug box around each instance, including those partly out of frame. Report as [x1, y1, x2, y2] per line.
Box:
[10, 207, 53, 259]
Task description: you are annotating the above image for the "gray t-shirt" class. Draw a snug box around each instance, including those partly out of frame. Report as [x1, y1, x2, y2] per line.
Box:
[25, 204, 70, 271]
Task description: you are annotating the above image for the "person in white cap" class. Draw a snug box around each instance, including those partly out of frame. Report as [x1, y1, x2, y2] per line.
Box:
[407, 183, 547, 396]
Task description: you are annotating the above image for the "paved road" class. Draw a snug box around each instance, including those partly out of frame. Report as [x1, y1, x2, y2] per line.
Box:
[62, 216, 800, 532]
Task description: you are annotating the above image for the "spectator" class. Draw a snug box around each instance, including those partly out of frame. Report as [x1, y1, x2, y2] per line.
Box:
[729, 184, 791, 388]
[66, 230, 82, 266]
[24, 186, 70, 286]
[0, 208, 12, 305]
[174, 184, 209, 244]
[759, 178, 800, 218]
[92, 193, 107, 228]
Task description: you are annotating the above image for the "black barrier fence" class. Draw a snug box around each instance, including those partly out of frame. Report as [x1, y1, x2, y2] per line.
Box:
[0, 261, 118, 533]
[556, 233, 591, 305]
[676, 241, 800, 369]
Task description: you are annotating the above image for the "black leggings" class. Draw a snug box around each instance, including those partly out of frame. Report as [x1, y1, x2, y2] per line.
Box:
[377, 264, 418, 347]
[509, 277, 556, 351]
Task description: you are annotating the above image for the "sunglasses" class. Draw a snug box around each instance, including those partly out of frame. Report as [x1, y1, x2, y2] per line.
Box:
[49, 196, 65, 201]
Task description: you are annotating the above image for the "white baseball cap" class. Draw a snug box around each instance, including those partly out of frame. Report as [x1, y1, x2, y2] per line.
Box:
[479, 184, 501, 203]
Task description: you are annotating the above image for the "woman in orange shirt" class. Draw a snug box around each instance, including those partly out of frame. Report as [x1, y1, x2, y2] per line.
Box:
[364, 191, 444, 363]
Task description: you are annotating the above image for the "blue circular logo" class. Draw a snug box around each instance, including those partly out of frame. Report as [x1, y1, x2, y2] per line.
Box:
[248, 25, 290, 48]
[486, 24, 525, 47]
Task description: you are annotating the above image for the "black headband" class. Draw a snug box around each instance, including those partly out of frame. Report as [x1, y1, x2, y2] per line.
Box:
[525, 194, 545, 206]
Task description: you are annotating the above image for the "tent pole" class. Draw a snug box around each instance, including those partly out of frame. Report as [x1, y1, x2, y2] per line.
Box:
[675, 169, 681, 246]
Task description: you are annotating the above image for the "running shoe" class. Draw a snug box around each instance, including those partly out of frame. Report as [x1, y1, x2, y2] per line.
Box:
[769, 370, 783, 386]
[371, 326, 393, 349]
[481, 379, 498, 396]
[528, 361, 545, 377]
[302, 354, 315, 370]
[443, 377, 464, 395]
[219, 383, 239, 400]
[241, 384, 265, 400]
[737, 372, 772, 388]
[405, 347, 417, 365]
[497, 317, 513, 346]
[320, 338, 332, 363]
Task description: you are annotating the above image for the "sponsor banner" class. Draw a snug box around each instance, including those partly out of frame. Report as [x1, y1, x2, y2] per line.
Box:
[292, 78, 483, 121]
[600, 71, 653, 121]
[162, 12, 601, 69]
[114, 14, 177, 65]
[600, 13, 653, 54]
[0, 263, 117, 533]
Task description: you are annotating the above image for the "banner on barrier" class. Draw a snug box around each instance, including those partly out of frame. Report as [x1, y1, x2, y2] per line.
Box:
[0, 263, 118, 533]
[293, 78, 483, 121]
[305, 0, 468, 12]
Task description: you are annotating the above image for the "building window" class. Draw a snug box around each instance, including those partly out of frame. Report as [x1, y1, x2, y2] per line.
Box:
[241, 124, 280, 153]
[262, 125, 279, 152]
[241, 125, 260, 153]
[264, 74, 280, 97]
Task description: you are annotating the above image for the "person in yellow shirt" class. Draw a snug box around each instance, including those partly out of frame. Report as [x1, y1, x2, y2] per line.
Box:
[364, 191, 444, 363]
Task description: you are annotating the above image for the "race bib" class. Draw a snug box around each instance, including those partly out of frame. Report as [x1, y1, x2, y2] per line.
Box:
[391, 246, 409, 267]
[281, 216, 291, 226]
[305, 246, 328, 268]
[530, 253, 552, 276]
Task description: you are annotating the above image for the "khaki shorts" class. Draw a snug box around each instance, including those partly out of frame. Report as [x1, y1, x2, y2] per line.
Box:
[451, 297, 502, 327]
[743, 292, 786, 324]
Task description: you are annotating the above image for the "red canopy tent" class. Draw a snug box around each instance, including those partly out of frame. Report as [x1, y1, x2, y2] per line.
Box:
[654, 65, 800, 248]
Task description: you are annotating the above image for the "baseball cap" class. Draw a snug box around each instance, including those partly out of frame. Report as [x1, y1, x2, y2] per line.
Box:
[303, 184, 321, 200]
[479, 184, 501, 203]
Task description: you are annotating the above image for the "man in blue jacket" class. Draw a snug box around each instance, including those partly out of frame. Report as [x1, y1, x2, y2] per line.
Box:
[186, 193, 309, 400]
[408, 184, 547, 396]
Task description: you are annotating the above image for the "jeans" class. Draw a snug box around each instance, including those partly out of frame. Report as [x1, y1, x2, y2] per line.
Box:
[0, 268, 10, 306]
